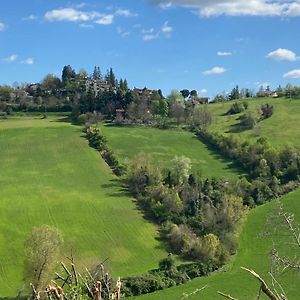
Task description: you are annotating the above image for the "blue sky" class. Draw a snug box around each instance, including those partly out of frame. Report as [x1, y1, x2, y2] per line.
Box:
[0, 0, 300, 97]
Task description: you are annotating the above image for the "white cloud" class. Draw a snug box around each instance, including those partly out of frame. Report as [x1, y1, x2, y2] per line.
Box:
[115, 9, 138, 17]
[95, 15, 114, 25]
[3, 54, 18, 63]
[117, 27, 130, 37]
[159, 2, 173, 9]
[23, 15, 37, 21]
[267, 48, 298, 61]
[21, 58, 34, 65]
[161, 21, 173, 34]
[45, 7, 135, 26]
[151, 0, 300, 17]
[284, 69, 300, 78]
[45, 8, 100, 22]
[256, 81, 270, 88]
[0, 22, 6, 31]
[203, 66, 226, 75]
[142, 28, 155, 34]
[79, 23, 94, 28]
[143, 33, 160, 41]
[217, 51, 232, 56]
[200, 88, 208, 93]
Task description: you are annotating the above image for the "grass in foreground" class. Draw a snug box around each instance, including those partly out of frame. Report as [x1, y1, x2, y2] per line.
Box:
[101, 125, 242, 179]
[0, 116, 166, 297]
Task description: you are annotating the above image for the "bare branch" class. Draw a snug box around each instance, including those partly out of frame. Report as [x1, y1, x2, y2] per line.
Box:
[217, 291, 239, 300]
[241, 267, 282, 300]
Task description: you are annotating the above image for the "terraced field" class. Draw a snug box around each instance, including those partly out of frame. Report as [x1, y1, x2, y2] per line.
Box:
[101, 125, 242, 179]
[0, 116, 167, 297]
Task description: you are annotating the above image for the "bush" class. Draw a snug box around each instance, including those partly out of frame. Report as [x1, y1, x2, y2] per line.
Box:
[260, 104, 273, 119]
[122, 259, 220, 297]
[239, 111, 257, 129]
[77, 114, 88, 125]
[85, 126, 126, 176]
[227, 102, 247, 115]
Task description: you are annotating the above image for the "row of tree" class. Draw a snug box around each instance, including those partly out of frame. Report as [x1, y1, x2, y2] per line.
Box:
[197, 131, 300, 205]
[127, 153, 248, 264]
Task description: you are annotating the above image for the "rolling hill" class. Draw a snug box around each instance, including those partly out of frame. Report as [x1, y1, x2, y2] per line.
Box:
[0, 116, 167, 297]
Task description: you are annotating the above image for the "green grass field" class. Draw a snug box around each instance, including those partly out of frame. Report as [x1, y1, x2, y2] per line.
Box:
[207, 97, 300, 147]
[101, 125, 241, 179]
[0, 116, 167, 297]
[134, 189, 300, 300]
[1, 101, 300, 299]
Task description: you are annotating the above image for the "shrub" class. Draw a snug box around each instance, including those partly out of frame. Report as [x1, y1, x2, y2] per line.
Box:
[227, 102, 247, 115]
[77, 114, 88, 125]
[239, 111, 257, 129]
[260, 104, 273, 119]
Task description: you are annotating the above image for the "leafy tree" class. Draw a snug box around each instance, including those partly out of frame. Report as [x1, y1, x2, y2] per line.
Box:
[41, 74, 61, 93]
[229, 85, 240, 100]
[158, 99, 169, 117]
[170, 156, 192, 185]
[239, 111, 257, 129]
[190, 90, 198, 98]
[62, 65, 76, 84]
[159, 254, 176, 271]
[169, 102, 185, 125]
[190, 107, 212, 130]
[167, 89, 185, 105]
[198, 233, 220, 260]
[24, 225, 63, 290]
[180, 89, 190, 99]
[127, 152, 162, 196]
[227, 102, 247, 115]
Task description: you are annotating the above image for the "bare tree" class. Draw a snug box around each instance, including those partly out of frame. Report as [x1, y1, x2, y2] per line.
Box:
[219, 202, 299, 300]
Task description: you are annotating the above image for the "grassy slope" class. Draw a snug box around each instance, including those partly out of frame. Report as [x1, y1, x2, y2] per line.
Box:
[134, 189, 300, 300]
[101, 125, 241, 179]
[0, 117, 166, 297]
[133, 98, 300, 299]
[207, 97, 300, 147]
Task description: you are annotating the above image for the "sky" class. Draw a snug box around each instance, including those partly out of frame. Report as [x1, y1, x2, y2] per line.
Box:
[0, 0, 300, 97]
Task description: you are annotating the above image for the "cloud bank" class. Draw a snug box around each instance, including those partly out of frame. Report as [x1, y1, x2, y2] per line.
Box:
[150, 0, 300, 17]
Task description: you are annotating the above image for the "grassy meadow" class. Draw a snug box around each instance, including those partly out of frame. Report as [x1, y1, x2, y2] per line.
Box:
[1, 97, 300, 299]
[207, 97, 300, 147]
[101, 125, 242, 179]
[0, 116, 167, 297]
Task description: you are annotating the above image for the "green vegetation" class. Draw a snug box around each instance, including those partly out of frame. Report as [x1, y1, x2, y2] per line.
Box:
[207, 98, 300, 146]
[133, 189, 300, 299]
[101, 125, 241, 179]
[0, 116, 166, 297]
[2, 89, 300, 299]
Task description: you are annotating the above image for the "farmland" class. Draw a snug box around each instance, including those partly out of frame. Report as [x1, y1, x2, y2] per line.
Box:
[0, 116, 167, 297]
[101, 125, 241, 179]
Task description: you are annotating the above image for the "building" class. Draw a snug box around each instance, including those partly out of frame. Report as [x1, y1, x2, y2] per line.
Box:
[199, 97, 210, 104]
[115, 109, 125, 122]
[86, 79, 111, 96]
[132, 87, 157, 101]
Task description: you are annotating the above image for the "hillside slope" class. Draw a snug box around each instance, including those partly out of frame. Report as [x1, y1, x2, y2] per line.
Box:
[133, 189, 300, 299]
[207, 97, 300, 147]
[0, 117, 166, 297]
[101, 125, 242, 179]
